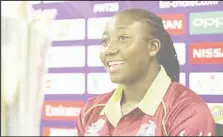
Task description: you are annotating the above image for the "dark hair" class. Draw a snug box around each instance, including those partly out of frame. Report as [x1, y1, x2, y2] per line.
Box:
[117, 8, 180, 82]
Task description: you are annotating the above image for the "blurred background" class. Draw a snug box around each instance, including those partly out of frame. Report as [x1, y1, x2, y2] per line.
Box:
[1, 1, 223, 136]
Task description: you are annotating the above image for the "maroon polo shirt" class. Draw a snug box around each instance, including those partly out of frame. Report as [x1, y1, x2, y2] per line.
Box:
[75, 67, 215, 136]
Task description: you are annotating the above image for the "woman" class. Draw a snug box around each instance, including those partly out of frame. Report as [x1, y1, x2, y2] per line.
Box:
[75, 8, 215, 136]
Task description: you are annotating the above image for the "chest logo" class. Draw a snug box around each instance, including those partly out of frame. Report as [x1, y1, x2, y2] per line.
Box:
[84, 119, 105, 136]
[136, 120, 156, 136]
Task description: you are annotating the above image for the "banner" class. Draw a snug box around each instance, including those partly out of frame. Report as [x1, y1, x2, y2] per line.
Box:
[32, 1, 223, 136]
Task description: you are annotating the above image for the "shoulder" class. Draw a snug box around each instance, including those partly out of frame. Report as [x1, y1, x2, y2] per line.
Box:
[166, 81, 208, 107]
[164, 81, 213, 122]
[75, 90, 115, 135]
[165, 82, 215, 136]
[85, 91, 114, 110]
[80, 90, 114, 121]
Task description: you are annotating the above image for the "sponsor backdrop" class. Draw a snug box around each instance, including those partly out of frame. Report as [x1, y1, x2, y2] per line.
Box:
[32, 1, 223, 136]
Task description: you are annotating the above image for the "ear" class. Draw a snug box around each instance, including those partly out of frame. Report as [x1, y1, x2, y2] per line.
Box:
[148, 38, 161, 57]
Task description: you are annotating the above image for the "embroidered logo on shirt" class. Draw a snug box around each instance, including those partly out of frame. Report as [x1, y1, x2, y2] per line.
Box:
[84, 119, 105, 136]
[136, 120, 156, 136]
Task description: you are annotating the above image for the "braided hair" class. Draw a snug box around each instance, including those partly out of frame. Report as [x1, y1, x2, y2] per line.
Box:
[117, 8, 180, 82]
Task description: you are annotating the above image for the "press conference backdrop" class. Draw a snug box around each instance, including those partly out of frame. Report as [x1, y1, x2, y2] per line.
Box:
[32, 1, 223, 136]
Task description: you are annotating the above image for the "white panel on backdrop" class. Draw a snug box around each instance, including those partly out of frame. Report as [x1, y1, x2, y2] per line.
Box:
[179, 72, 186, 86]
[87, 45, 103, 67]
[46, 46, 85, 68]
[87, 17, 111, 39]
[207, 103, 223, 124]
[189, 72, 223, 95]
[87, 73, 118, 94]
[45, 73, 85, 94]
[51, 19, 85, 41]
[174, 43, 186, 65]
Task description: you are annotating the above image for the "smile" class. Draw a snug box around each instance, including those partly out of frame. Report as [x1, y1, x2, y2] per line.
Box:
[107, 61, 124, 72]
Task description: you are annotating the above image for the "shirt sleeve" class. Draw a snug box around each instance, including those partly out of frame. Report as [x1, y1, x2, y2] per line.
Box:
[75, 97, 97, 136]
[75, 106, 86, 136]
[166, 103, 216, 136]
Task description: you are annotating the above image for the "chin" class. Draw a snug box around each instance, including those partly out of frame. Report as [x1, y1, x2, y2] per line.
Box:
[109, 74, 126, 84]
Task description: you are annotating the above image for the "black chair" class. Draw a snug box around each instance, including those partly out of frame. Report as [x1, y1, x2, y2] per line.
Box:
[216, 123, 223, 136]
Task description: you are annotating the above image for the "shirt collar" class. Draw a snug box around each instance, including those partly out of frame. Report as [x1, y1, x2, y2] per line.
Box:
[100, 65, 171, 127]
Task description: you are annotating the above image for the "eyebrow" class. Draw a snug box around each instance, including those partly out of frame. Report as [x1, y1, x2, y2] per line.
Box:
[102, 26, 130, 36]
[116, 26, 130, 30]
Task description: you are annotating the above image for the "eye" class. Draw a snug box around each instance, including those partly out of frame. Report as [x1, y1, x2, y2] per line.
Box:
[119, 36, 129, 41]
[101, 38, 108, 44]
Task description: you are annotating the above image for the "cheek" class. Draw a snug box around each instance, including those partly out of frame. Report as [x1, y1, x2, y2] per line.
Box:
[123, 44, 149, 70]
[99, 50, 105, 63]
[124, 44, 148, 63]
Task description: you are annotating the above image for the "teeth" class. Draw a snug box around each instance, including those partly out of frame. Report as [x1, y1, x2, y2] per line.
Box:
[108, 61, 124, 66]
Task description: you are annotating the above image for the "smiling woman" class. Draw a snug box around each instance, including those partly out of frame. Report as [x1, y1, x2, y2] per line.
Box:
[75, 8, 215, 136]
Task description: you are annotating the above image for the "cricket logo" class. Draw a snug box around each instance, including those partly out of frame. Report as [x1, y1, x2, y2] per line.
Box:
[84, 119, 105, 136]
[137, 120, 157, 136]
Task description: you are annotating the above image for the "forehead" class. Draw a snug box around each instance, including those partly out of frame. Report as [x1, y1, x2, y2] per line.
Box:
[103, 14, 146, 35]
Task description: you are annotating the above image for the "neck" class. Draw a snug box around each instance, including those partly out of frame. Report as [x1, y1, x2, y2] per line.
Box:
[121, 63, 160, 104]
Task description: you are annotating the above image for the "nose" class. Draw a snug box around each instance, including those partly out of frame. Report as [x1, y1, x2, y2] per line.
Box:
[104, 48, 119, 56]
[103, 41, 119, 56]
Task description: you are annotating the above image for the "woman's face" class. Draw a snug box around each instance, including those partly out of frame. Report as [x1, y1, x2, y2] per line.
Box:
[100, 13, 156, 84]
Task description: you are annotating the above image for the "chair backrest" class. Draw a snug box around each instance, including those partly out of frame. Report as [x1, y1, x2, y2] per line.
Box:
[216, 123, 223, 136]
